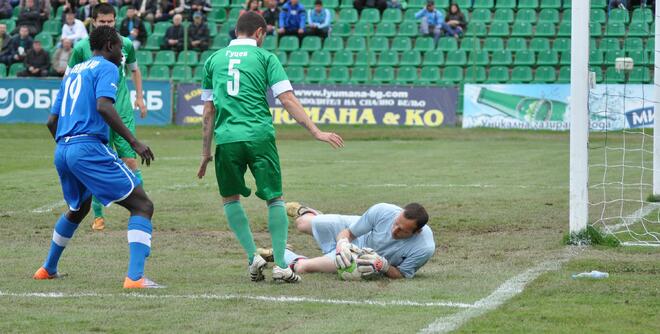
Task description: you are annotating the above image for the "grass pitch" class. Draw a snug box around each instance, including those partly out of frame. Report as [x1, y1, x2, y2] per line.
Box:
[0, 124, 658, 333]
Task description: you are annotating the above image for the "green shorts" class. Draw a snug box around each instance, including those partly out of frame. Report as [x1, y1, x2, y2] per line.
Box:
[214, 139, 282, 201]
[108, 103, 136, 159]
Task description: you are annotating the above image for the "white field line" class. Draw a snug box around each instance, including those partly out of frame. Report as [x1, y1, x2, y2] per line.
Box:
[0, 290, 474, 309]
[365, 183, 567, 190]
[419, 249, 578, 334]
[606, 203, 660, 233]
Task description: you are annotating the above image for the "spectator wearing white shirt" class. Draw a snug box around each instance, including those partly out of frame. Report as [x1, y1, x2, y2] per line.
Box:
[61, 9, 88, 46]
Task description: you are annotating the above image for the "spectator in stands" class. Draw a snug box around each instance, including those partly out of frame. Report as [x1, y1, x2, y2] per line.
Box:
[17, 39, 49, 77]
[51, 37, 72, 76]
[188, 11, 209, 51]
[17, 0, 51, 35]
[133, 0, 158, 24]
[61, 9, 88, 46]
[306, 0, 331, 39]
[230, 0, 262, 39]
[386, 0, 406, 10]
[0, 26, 33, 66]
[278, 0, 306, 40]
[162, 13, 184, 52]
[185, 0, 212, 20]
[0, 0, 12, 20]
[609, 0, 627, 15]
[262, 0, 280, 35]
[77, 0, 98, 30]
[120, 6, 148, 49]
[415, 0, 454, 42]
[155, 0, 185, 23]
[353, 0, 386, 15]
[0, 24, 9, 53]
[444, 3, 466, 38]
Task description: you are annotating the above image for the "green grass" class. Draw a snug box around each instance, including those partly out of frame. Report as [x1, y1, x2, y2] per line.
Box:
[0, 124, 658, 333]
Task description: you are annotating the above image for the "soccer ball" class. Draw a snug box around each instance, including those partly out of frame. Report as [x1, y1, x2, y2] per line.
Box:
[337, 255, 361, 281]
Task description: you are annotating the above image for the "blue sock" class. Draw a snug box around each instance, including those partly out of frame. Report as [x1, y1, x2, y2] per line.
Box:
[127, 215, 152, 281]
[43, 215, 79, 274]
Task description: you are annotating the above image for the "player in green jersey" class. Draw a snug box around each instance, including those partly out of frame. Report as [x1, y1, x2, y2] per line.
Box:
[196, 12, 344, 283]
[67, 4, 148, 231]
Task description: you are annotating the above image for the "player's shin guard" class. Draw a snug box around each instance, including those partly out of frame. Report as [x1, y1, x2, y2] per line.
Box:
[224, 200, 257, 263]
[91, 196, 104, 218]
[127, 216, 152, 281]
[268, 200, 289, 269]
[43, 215, 80, 274]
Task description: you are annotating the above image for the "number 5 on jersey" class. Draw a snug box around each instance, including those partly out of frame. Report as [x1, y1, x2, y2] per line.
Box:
[227, 59, 240, 96]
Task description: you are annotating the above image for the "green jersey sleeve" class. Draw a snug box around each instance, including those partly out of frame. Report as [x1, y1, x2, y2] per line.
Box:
[67, 45, 82, 68]
[201, 57, 214, 101]
[266, 53, 292, 98]
[125, 39, 137, 65]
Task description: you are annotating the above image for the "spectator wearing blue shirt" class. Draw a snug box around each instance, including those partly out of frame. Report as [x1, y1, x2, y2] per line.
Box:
[278, 0, 306, 41]
[415, 0, 455, 42]
[306, 0, 331, 39]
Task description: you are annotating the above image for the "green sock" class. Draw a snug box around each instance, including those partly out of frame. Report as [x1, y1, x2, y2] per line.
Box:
[134, 169, 143, 185]
[268, 200, 289, 268]
[223, 201, 256, 263]
[91, 196, 104, 218]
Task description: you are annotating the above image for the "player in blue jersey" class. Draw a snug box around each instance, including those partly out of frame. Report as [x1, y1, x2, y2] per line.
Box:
[260, 202, 435, 279]
[32, 26, 163, 289]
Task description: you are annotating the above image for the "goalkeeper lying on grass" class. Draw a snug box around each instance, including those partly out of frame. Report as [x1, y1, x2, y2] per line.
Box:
[259, 202, 435, 280]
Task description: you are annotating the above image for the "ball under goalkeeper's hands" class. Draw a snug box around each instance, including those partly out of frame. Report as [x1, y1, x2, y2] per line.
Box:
[337, 254, 361, 281]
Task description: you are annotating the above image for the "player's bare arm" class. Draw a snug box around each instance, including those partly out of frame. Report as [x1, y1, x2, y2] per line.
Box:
[277, 91, 344, 149]
[131, 66, 147, 118]
[97, 97, 154, 165]
[46, 114, 59, 139]
[197, 100, 216, 178]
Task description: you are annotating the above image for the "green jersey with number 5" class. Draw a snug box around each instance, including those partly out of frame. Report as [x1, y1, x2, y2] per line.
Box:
[201, 38, 292, 145]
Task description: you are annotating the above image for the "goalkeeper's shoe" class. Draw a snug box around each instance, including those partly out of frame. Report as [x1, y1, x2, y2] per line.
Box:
[256, 244, 294, 263]
[285, 202, 322, 219]
[91, 217, 105, 231]
[33, 267, 66, 280]
[123, 277, 165, 289]
[272, 266, 301, 283]
[249, 254, 268, 282]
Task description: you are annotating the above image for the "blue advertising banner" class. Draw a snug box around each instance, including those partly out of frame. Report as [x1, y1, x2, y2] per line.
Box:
[463, 84, 655, 131]
[175, 83, 204, 125]
[0, 79, 171, 125]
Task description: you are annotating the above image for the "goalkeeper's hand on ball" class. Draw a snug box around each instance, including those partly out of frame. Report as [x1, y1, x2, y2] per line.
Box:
[335, 238, 357, 269]
[357, 252, 390, 279]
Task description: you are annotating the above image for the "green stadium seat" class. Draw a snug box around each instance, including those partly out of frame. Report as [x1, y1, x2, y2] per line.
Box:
[437, 37, 458, 51]
[8, 63, 24, 77]
[629, 67, 651, 83]
[171, 65, 193, 81]
[332, 51, 354, 66]
[507, 37, 527, 51]
[648, 39, 655, 52]
[445, 50, 467, 66]
[403, 8, 419, 22]
[229, 0, 244, 8]
[148, 65, 170, 80]
[495, 0, 516, 8]
[332, 22, 351, 37]
[0, 63, 6, 77]
[605, 22, 625, 37]
[391, 37, 412, 52]
[560, 51, 570, 65]
[537, 50, 559, 65]
[466, 22, 488, 36]
[350, 66, 371, 83]
[395, 66, 418, 84]
[632, 8, 653, 24]
[628, 50, 650, 66]
[207, 23, 218, 36]
[280, 36, 300, 51]
[553, 38, 570, 52]
[471, 8, 492, 23]
[324, 0, 340, 9]
[42, 19, 61, 36]
[211, 0, 229, 8]
[493, 9, 514, 23]
[340, 0, 354, 8]
[375, 22, 397, 37]
[518, 0, 539, 9]
[600, 37, 620, 51]
[604, 50, 625, 65]
[34, 33, 53, 49]
[514, 50, 536, 65]
[590, 66, 603, 83]
[538, 9, 559, 23]
[407, 0, 427, 9]
[339, 9, 359, 23]
[515, 9, 537, 23]
[368, 36, 389, 52]
[153, 51, 175, 65]
[262, 35, 277, 51]
[275, 50, 288, 66]
[400, 50, 421, 66]
[360, 8, 381, 24]
[419, 66, 441, 84]
[212, 35, 230, 49]
[608, 9, 629, 23]
[441, 66, 464, 84]
[354, 22, 375, 37]
[378, 50, 399, 66]
[624, 38, 644, 51]
[490, 50, 512, 65]
[414, 37, 435, 52]
[590, 9, 606, 24]
[136, 50, 153, 66]
[328, 66, 350, 83]
[177, 51, 198, 65]
[540, 0, 561, 8]
[398, 22, 418, 37]
[487, 66, 510, 83]
[422, 50, 444, 66]
[460, 37, 481, 51]
[209, 8, 227, 23]
[139, 64, 150, 78]
[323, 36, 344, 52]
[489, 22, 510, 37]
[589, 50, 604, 65]
[346, 36, 366, 51]
[143, 35, 161, 51]
[511, 66, 533, 83]
[591, 0, 606, 7]
[511, 22, 533, 37]
[589, 23, 602, 37]
[382, 8, 402, 23]
[354, 50, 378, 66]
[310, 50, 331, 66]
[286, 66, 305, 83]
[153, 22, 171, 36]
[468, 51, 489, 66]
[558, 66, 570, 83]
[535, 22, 556, 37]
[604, 67, 624, 83]
[533, 66, 556, 83]
[301, 36, 322, 51]
[306, 66, 327, 83]
[465, 66, 487, 83]
[288, 50, 310, 67]
[454, 0, 473, 8]
[557, 21, 571, 37]
[472, 0, 493, 9]
[483, 37, 504, 52]
[529, 37, 550, 52]
[628, 23, 651, 37]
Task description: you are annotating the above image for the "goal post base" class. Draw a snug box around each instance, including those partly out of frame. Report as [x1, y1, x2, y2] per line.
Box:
[564, 226, 621, 247]
[646, 194, 660, 203]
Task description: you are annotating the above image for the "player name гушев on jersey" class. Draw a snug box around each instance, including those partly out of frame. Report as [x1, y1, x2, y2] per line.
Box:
[225, 50, 248, 58]
[70, 60, 102, 74]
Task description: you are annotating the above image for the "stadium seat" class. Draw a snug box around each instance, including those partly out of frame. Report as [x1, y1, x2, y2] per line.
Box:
[591, 0, 606, 7]
[493, 9, 514, 23]
[490, 50, 512, 65]
[632, 8, 653, 24]
[648, 38, 655, 52]
[177, 51, 198, 66]
[557, 21, 571, 37]
[511, 66, 533, 83]
[153, 22, 171, 36]
[608, 9, 629, 23]
[533, 66, 556, 83]
[511, 22, 533, 37]
[495, 0, 516, 8]
[391, 37, 412, 52]
[360, 8, 381, 24]
[537, 50, 559, 65]
[540, 0, 561, 8]
[262, 35, 277, 51]
[148, 65, 170, 80]
[42, 19, 61, 36]
[143, 35, 161, 51]
[229, 0, 244, 8]
[138, 64, 148, 77]
[553, 38, 570, 52]
[382, 8, 402, 23]
[460, 37, 481, 51]
[368, 36, 389, 52]
[471, 8, 492, 23]
[483, 37, 504, 52]
[339, 9, 359, 23]
[398, 22, 418, 37]
[288, 50, 310, 67]
[472, 0, 493, 9]
[339, 0, 354, 8]
[589, 50, 604, 65]
[558, 66, 570, 83]
[590, 66, 603, 83]
[407, 0, 427, 9]
[422, 50, 445, 66]
[515, 9, 537, 23]
[332, 22, 351, 37]
[400, 50, 422, 66]
[468, 51, 489, 66]
[535, 22, 556, 37]
[279, 36, 300, 51]
[419, 66, 441, 84]
[275, 51, 288, 65]
[346, 36, 366, 51]
[603, 50, 624, 65]
[514, 50, 536, 65]
[628, 50, 650, 66]
[629, 67, 651, 83]
[310, 50, 331, 66]
[153, 51, 175, 65]
[589, 23, 602, 37]
[306, 66, 327, 83]
[441, 66, 464, 84]
[437, 38, 458, 51]
[489, 22, 509, 37]
[301, 36, 322, 51]
[8, 63, 23, 77]
[34, 33, 53, 49]
[323, 36, 344, 52]
[349, 66, 371, 83]
[604, 67, 624, 83]
[212, 35, 231, 49]
[628, 23, 650, 37]
[487, 66, 510, 83]
[600, 38, 621, 51]
[354, 51, 377, 66]
[624, 38, 644, 51]
[414, 37, 435, 52]
[328, 66, 350, 83]
[560, 51, 570, 65]
[375, 22, 397, 37]
[507, 37, 527, 51]
[208, 8, 227, 23]
[529, 38, 550, 52]
[466, 22, 488, 36]
[324, 0, 340, 9]
[605, 22, 625, 37]
[465, 66, 487, 83]
[286, 66, 305, 83]
[590, 9, 606, 24]
[395, 66, 418, 84]
[378, 50, 399, 66]
[136, 50, 153, 66]
[211, 0, 229, 7]
[0, 63, 6, 77]
[171, 65, 193, 81]
[445, 50, 467, 66]
[518, 0, 539, 9]
[354, 22, 374, 37]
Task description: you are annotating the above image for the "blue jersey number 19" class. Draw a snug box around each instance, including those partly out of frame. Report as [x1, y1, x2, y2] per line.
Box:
[60, 74, 83, 117]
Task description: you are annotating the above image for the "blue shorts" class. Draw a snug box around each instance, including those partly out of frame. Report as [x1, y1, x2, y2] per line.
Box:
[54, 136, 141, 211]
[311, 214, 365, 257]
